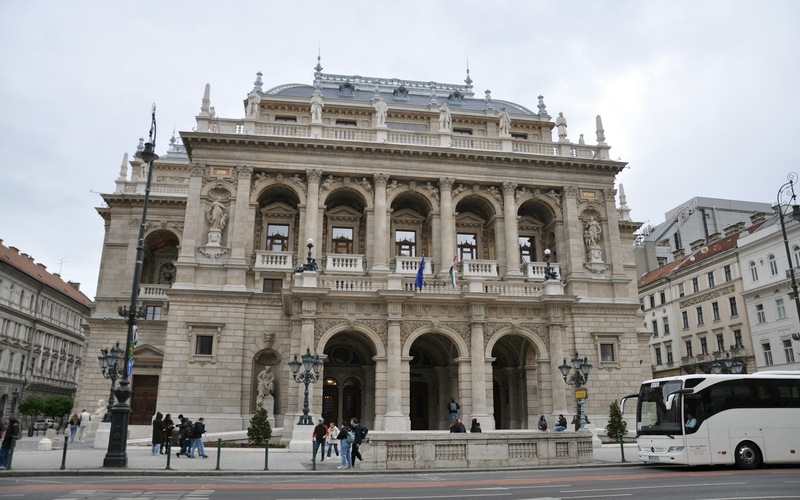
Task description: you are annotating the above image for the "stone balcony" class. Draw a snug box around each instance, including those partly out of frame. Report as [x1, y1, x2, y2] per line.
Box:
[253, 250, 295, 271]
[325, 254, 365, 273]
[138, 284, 170, 300]
[524, 261, 561, 280]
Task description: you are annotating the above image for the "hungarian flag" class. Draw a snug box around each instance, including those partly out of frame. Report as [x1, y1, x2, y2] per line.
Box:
[448, 256, 458, 286]
[415, 256, 425, 289]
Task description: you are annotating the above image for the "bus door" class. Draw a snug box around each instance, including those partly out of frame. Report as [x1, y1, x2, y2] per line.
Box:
[683, 394, 712, 465]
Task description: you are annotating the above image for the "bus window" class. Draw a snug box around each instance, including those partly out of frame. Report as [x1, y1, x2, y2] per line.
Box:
[638, 380, 682, 435]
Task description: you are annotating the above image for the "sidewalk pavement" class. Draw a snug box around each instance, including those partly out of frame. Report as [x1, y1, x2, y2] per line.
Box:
[0, 437, 639, 476]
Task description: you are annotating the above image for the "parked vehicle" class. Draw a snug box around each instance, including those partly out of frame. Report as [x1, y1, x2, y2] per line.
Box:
[34, 418, 57, 430]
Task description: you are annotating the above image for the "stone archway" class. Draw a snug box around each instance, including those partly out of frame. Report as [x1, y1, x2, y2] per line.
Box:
[491, 334, 539, 429]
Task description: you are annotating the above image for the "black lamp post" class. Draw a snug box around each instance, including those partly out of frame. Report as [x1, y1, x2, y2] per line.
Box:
[288, 347, 323, 425]
[98, 342, 123, 423]
[711, 352, 745, 374]
[544, 248, 558, 280]
[104, 105, 158, 467]
[776, 173, 800, 338]
[295, 238, 318, 273]
[559, 352, 592, 430]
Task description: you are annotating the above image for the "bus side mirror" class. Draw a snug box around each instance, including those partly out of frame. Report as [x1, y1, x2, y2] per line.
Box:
[665, 389, 693, 410]
[620, 393, 638, 414]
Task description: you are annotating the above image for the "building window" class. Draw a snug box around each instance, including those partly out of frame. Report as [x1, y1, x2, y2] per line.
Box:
[600, 343, 615, 362]
[685, 339, 693, 357]
[266, 224, 289, 252]
[776, 298, 787, 320]
[649, 294, 655, 308]
[659, 291, 666, 305]
[692, 277, 699, 293]
[682, 311, 689, 329]
[716, 333, 724, 352]
[712, 301, 720, 321]
[651, 320, 659, 336]
[749, 261, 758, 282]
[667, 349, 674, 364]
[794, 245, 800, 268]
[335, 119, 357, 127]
[275, 116, 297, 123]
[145, 306, 162, 321]
[784, 339, 796, 363]
[696, 306, 704, 326]
[452, 128, 473, 135]
[756, 304, 766, 324]
[657, 256, 668, 267]
[511, 133, 528, 140]
[724, 264, 732, 282]
[763, 343, 773, 366]
[655, 347, 662, 365]
[195, 335, 213, 356]
[663, 317, 670, 334]
[518, 237, 533, 263]
[457, 233, 477, 260]
[263, 278, 282, 293]
[331, 227, 354, 254]
[729, 296, 739, 317]
[396, 230, 417, 257]
[674, 230, 682, 251]
[678, 282, 685, 298]
[8, 352, 15, 371]
[733, 329, 743, 348]
[706, 271, 714, 288]
[700, 337, 708, 355]
[768, 254, 778, 276]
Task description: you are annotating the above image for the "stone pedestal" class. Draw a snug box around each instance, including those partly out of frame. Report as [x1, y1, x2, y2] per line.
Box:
[37, 437, 53, 451]
[287, 422, 315, 453]
[93, 421, 111, 449]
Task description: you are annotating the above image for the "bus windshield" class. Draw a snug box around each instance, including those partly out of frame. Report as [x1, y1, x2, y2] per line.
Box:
[638, 379, 683, 436]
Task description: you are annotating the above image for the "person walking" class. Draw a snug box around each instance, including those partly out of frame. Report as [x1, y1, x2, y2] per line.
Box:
[337, 421, 352, 469]
[151, 412, 164, 455]
[161, 414, 175, 454]
[312, 417, 328, 463]
[0, 417, 20, 469]
[189, 417, 208, 458]
[326, 421, 340, 460]
[176, 415, 193, 457]
[349, 418, 368, 468]
[448, 398, 460, 424]
[77, 409, 90, 443]
[68, 413, 80, 443]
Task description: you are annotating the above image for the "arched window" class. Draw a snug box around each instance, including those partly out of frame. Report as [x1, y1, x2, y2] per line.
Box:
[767, 254, 778, 276]
[794, 245, 800, 269]
[749, 261, 758, 282]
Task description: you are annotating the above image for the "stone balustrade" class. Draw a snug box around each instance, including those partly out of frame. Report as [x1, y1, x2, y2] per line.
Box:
[524, 261, 561, 280]
[325, 254, 365, 273]
[253, 251, 294, 270]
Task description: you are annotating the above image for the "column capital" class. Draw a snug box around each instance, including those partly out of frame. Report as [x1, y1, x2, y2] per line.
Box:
[502, 181, 518, 197]
[306, 169, 322, 184]
[236, 164, 253, 180]
[190, 163, 205, 177]
[374, 173, 389, 186]
[439, 177, 455, 190]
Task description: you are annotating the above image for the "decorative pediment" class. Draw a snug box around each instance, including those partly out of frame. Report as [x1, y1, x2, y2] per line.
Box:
[326, 205, 362, 223]
[133, 344, 164, 364]
[392, 208, 425, 226]
[260, 202, 298, 219]
[455, 212, 486, 227]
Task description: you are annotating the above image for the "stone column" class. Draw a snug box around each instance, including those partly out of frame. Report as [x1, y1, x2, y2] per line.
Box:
[302, 170, 321, 264]
[561, 186, 583, 274]
[384, 316, 407, 430]
[438, 177, 456, 277]
[469, 315, 489, 426]
[502, 182, 522, 277]
[548, 320, 567, 415]
[173, 164, 205, 287]
[603, 188, 624, 275]
[371, 173, 390, 273]
[229, 165, 253, 262]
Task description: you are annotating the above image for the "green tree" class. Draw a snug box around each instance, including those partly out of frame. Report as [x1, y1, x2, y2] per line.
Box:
[44, 395, 74, 427]
[605, 399, 628, 462]
[18, 395, 46, 420]
[247, 402, 272, 446]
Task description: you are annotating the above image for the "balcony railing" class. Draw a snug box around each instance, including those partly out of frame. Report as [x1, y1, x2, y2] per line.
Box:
[139, 284, 169, 299]
[524, 261, 561, 280]
[325, 254, 365, 273]
[394, 256, 435, 276]
[254, 250, 295, 271]
[461, 260, 498, 278]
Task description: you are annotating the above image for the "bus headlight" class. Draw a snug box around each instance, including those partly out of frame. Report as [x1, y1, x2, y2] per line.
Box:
[667, 446, 685, 453]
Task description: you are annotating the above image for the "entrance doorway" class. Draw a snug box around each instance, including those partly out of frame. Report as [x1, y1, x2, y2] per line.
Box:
[131, 374, 158, 425]
[410, 381, 429, 429]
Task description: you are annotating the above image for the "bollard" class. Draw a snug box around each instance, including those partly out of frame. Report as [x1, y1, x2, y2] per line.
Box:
[6, 436, 16, 470]
[165, 437, 172, 470]
[60, 436, 69, 470]
[215, 439, 221, 471]
[619, 435, 627, 463]
[311, 440, 317, 471]
[264, 440, 269, 470]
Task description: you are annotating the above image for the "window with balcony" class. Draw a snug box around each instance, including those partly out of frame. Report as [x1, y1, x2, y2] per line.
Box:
[457, 233, 477, 260]
[266, 224, 289, 252]
[763, 343, 773, 366]
[518, 236, 533, 263]
[776, 298, 787, 320]
[275, 116, 297, 123]
[332, 227, 354, 254]
[396, 230, 417, 257]
[724, 264, 732, 282]
[712, 301, 720, 321]
[696, 306, 704, 326]
[749, 261, 758, 282]
[700, 337, 708, 355]
[655, 347, 662, 365]
[682, 311, 689, 329]
[692, 277, 699, 293]
[707, 271, 715, 288]
[685, 339, 693, 357]
[756, 304, 766, 324]
[768, 254, 778, 276]
[784, 339, 796, 363]
[729, 296, 739, 317]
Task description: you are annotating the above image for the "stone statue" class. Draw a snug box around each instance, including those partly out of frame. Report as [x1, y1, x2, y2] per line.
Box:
[310, 89, 324, 123]
[439, 102, 452, 132]
[206, 200, 228, 230]
[247, 91, 261, 119]
[94, 398, 106, 419]
[556, 112, 568, 141]
[257, 366, 275, 402]
[373, 96, 388, 127]
[584, 216, 602, 248]
[498, 107, 511, 136]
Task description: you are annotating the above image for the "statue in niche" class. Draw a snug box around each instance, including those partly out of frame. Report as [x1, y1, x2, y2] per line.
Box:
[206, 200, 228, 230]
[158, 263, 176, 285]
[584, 215, 602, 249]
[256, 365, 276, 415]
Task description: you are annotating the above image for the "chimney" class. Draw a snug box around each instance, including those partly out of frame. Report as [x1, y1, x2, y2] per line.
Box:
[67, 281, 81, 291]
[9, 246, 19, 254]
[37, 263, 47, 270]
[672, 248, 685, 259]
[708, 232, 721, 243]
[750, 212, 766, 224]
[723, 222, 746, 235]
[690, 239, 705, 252]
[53, 273, 60, 278]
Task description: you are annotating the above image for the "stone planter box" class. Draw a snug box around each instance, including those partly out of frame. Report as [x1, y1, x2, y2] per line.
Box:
[359, 430, 593, 470]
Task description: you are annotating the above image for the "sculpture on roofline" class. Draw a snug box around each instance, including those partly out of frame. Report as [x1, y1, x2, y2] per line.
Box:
[498, 107, 511, 136]
[439, 102, 452, 132]
[310, 89, 324, 123]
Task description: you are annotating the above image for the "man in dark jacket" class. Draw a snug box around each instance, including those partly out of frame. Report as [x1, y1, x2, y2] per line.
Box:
[312, 417, 328, 463]
[349, 418, 368, 467]
[176, 415, 193, 457]
[189, 417, 208, 458]
[0, 417, 20, 469]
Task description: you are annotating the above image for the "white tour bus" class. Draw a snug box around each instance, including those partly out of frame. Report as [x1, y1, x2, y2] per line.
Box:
[621, 371, 800, 468]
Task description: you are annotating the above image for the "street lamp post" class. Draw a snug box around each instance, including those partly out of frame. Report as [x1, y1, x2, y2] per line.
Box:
[776, 173, 800, 337]
[288, 348, 323, 425]
[103, 105, 158, 467]
[544, 248, 558, 280]
[711, 352, 745, 374]
[98, 343, 123, 422]
[295, 238, 318, 273]
[559, 353, 592, 430]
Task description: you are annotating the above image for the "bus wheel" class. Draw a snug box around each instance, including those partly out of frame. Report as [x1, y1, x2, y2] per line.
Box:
[734, 441, 762, 469]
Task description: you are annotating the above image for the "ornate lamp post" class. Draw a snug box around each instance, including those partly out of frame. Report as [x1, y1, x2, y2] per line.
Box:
[103, 105, 158, 467]
[776, 173, 800, 337]
[98, 342, 123, 422]
[295, 238, 318, 273]
[544, 248, 558, 280]
[288, 348, 323, 425]
[559, 352, 592, 430]
[711, 352, 745, 374]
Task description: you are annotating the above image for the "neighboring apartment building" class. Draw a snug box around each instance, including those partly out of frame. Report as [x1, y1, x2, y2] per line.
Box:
[638, 223, 757, 378]
[634, 197, 771, 276]
[737, 208, 800, 371]
[0, 240, 92, 420]
[76, 64, 650, 441]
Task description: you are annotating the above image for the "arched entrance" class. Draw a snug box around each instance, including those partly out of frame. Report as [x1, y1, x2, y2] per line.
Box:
[322, 331, 375, 427]
[408, 333, 460, 430]
[491, 334, 538, 429]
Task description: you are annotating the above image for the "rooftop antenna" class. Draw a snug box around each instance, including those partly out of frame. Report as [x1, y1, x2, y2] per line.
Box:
[57, 258, 66, 275]
[464, 57, 473, 88]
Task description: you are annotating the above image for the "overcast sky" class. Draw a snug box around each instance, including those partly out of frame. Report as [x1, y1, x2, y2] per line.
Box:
[1, 1, 797, 300]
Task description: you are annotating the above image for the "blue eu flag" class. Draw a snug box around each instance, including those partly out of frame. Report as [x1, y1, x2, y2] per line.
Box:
[415, 256, 425, 289]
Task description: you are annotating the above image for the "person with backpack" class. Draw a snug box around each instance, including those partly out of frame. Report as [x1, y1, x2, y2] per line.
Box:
[189, 417, 208, 458]
[336, 421, 352, 469]
[448, 398, 460, 424]
[0, 417, 20, 469]
[349, 418, 368, 468]
[176, 415, 193, 457]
